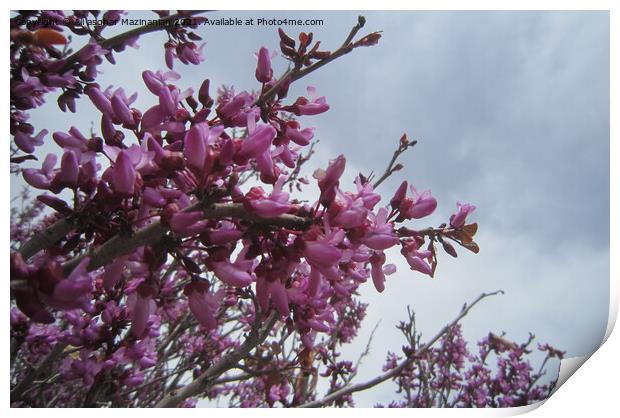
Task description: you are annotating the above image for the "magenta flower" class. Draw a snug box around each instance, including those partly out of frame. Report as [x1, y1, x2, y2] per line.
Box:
[14, 129, 47, 153]
[129, 284, 157, 338]
[54, 150, 79, 190]
[399, 187, 437, 219]
[256, 275, 290, 317]
[450, 202, 477, 229]
[247, 176, 292, 218]
[362, 208, 400, 250]
[184, 122, 210, 170]
[355, 176, 382, 209]
[169, 211, 208, 235]
[370, 253, 396, 293]
[164, 43, 175, 69]
[158, 84, 176, 115]
[304, 240, 342, 268]
[184, 280, 224, 330]
[255, 47, 273, 83]
[207, 221, 243, 245]
[177, 42, 205, 65]
[111, 90, 135, 125]
[314, 154, 346, 204]
[401, 241, 433, 276]
[40, 257, 93, 311]
[212, 254, 255, 288]
[86, 86, 114, 116]
[142, 70, 165, 95]
[292, 86, 330, 116]
[111, 150, 136, 195]
[239, 124, 277, 159]
[285, 124, 314, 146]
[22, 153, 57, 189]
[102, 256, 127, 290]
[390, 180, 408, 208]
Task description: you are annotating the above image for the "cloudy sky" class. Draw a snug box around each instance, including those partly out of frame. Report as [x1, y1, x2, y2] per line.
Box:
[11, 10, 610, 406]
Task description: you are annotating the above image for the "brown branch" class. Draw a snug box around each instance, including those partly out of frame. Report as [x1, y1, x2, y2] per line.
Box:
[298, 290, 504, 408]
[347, 320, 381, 384]
[256, 15, 372, 106]
[10, 341, 68, 403]
[58, 11, 207, 74]
[18, 217, 75, 260]
[61, 201, 312, 275]
[155, 310, 279, 407]
[372, 137, 417, 189]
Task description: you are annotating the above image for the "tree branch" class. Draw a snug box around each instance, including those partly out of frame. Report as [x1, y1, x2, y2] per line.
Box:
[61, 202, 312, 275]
[155, 310, 279, 407]
[299, 290, 504, 408]
[256, 15, 372, 106]
[58, 11, 207, 74]
[18, 217, 75, 260]
[10, 342, 68, 403]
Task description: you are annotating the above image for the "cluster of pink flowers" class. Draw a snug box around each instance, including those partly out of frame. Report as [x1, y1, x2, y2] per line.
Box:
[10, 11, 561, 408]
[379, 324, 564, 408]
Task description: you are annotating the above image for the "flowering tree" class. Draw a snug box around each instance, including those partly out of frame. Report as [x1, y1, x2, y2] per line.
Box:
[10, 10, 563, 408]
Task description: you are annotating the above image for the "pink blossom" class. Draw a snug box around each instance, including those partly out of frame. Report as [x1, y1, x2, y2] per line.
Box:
[14, 129, 47, 153]
[239, 124, 276, 158]
[111, 150, 136, 195]
[292, 86, 330, 116]
[22, 153, 57, 189]
[184, 281, 224, 330]
[450, 202, 477, 229]
[255, 46, 273, 83]
[212, 257, 254, 288]
[362, 208, 400, 250]
[400, 187, 437, 219]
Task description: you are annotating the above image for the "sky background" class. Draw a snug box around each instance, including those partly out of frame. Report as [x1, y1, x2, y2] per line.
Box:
[11, 10, 610, 406]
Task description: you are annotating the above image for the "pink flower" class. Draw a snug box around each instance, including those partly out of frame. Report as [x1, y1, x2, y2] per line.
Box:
[184, 123, 210, 170]
[212, 254, 255, 288]
[401, 240, 433, 276]
[208, 221, 243, 245]
[40, 257, 93, 311]
[257, 276, 290, 317]
[247, 176, 291, 218]
[314, 154, 346, 204]
[292, 86, 330, 116]
[400, 187, 437, 219]
[184, 280, 224, 330]
[103, 256, 127, 290]
[54, 150, 79, 189]
[331, 188, 368, 228]
[86, 86, 113, 116]
[239, 124, 276, 158]
[370, 252, 397, 293]
[22, 153, 57, 189]
[129, 284, 157, 338]
[362, 208, 399, 250]
[14, 129, 47, 153]
[450, 202, 476, 229]
[168, 211, 208, 235]
[111, 90, 135, 125]
[390, 180, 408, 208]
[285, 124, 314, 146]
[255, 46, 273, 83]
[111, 150, 136, 195]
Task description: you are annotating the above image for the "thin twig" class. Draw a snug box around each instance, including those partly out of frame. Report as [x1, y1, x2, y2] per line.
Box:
[10, 342, 68, 403]
[155, 310, 279, 407]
